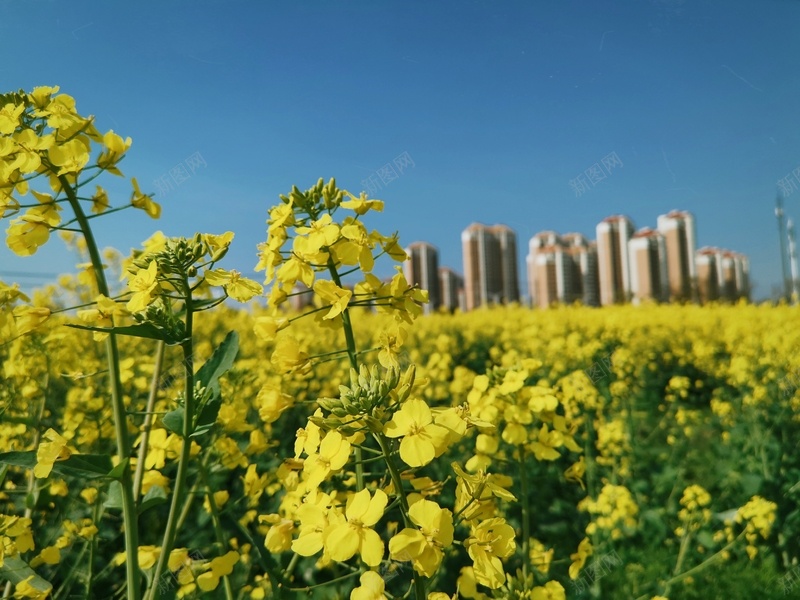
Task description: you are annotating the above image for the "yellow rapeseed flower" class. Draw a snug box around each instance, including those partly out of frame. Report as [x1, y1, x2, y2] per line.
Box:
[388, 499, 453, 577]
[325, 489, 388, 567]
[465, 518, 515, 589]
[196, 551, 239, 591]
[350, 570, 387, 600]
[205, 268, 263, 302]
[34, 428, 71, 479]
[384, 399, 448, 468]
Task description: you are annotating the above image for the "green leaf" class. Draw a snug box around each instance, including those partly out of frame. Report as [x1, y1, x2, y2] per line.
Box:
[191, 399, 221, 438]
[697, 530, 715, 548]
[162, 407, 185, 436]
[0, 555, 53, 592]
[741, 473, 763, 496]
[139, 485, 167, 515]
[105, 481, 123, 510]
[0, 451, 113, 479]
[195, 330, 239, 396]
[162, 331, 237, 438]
[106, 457, 129, 480]
[162, 397, 221, 438]
[64, 322, 186, 345]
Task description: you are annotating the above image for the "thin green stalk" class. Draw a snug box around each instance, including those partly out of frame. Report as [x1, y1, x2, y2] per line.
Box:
[286, 570, 359, 592]
[373, 432, 427, 600]
[199, 464, 235, 600]
[133, 340, 166, 501]
[636, 532, 745, 600]
[83, 500, 102, 600]
[519, 447, 530, 581]
[326, 256, 365, 492]
[146, 293, 194, 600]
[61, 175, 140, 600]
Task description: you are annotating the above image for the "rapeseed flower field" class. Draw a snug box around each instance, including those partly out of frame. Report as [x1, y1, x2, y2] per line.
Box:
[0, 87, 797, 599]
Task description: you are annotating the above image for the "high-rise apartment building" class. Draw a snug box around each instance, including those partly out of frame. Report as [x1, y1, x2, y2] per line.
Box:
[438, 267, 463, 312]
[628, 228, 669, 304]
[695, 247, 720, 304]
[596, 215, 635, 305]
[657, 210, 697, 302]
[733, 253, 750, 301]
[403, 242, 440, 314]
[562, 233, 600, 307]
[696, 247, 749, 303]
[462, 223, 520, 310]
[527, 231, 571, 308]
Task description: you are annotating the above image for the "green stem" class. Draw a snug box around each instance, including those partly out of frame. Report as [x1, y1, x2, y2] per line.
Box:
[326, 256, 365, 493]
[635, 532, 745, 600]
[199, 464, 235, 600]
[286, 570, 359, 592]
[133, 340, 166, 501]
[519, 447, 530, 582]
[61, 175, 140, 600]
[373, 432, 426, 600]
[146, 291, 194, 600]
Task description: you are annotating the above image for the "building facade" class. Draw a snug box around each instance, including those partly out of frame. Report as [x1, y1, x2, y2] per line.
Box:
[563, 233, 600, 306]
[596, 215, 635, 305]
[462, 223, 520, 310]
[657, 210, 697, 302]
[628, 228, 669, 304]
[438, 266, 464, 312]
[403, 242, 440, 314]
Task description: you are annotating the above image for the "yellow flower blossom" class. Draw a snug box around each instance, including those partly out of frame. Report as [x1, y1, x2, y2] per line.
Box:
[48, 137, 91, 175]
[253, 314, 289, 343]
[271, 335, 310, 374]
[34, 428, 71, 478]
[12, 306, 51, 335]
[465, 518, 516, 589]
[314, 279, 352, 320]
[378, 324, 407, 369]
[569, 537, 593, 580]
[0, 102, 24, 135]
[205, 268, 263, 302]
[295, 213, 340, 254]
[384, 398, 449, 467]
[126, 260, 159, 313]
[341, 191, 384, 215]
[303, 431, 351, 489]
[6, 213, 52, 256]
[196, 550, 239, 591]
[531, 581, 566, 600]
[389, 499, 453, 577]
[130, 177, 161, 218]
[77, 294, 124, 341]
[325, 489, 388, 567]
[350, 570, 387, 600]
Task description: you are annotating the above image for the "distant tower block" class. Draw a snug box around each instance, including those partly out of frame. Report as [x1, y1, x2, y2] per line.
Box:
[657, 210, 697, 302]
[438, 267, 463, 312]
[461, 223, 520, 310]
[628, 228, 668, 305]
[403, 242, 440, 314]
[596, 215, 635, 305]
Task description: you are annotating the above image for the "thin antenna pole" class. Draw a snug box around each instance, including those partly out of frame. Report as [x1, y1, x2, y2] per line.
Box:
[789, 218, 799, 302]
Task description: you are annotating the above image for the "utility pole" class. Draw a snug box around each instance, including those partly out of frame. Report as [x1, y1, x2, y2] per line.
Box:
[777, 193, 791, 300]
[789, 218, 800, 303]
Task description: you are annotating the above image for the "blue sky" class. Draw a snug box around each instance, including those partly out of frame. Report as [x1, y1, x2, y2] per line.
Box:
[1, 0, 799, 301]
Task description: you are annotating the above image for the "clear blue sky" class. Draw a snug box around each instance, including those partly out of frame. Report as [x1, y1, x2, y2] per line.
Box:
[1, 0, 799, 301]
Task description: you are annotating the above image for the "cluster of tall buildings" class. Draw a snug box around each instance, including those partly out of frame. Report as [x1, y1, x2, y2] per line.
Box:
[403, 210, 750, 312]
